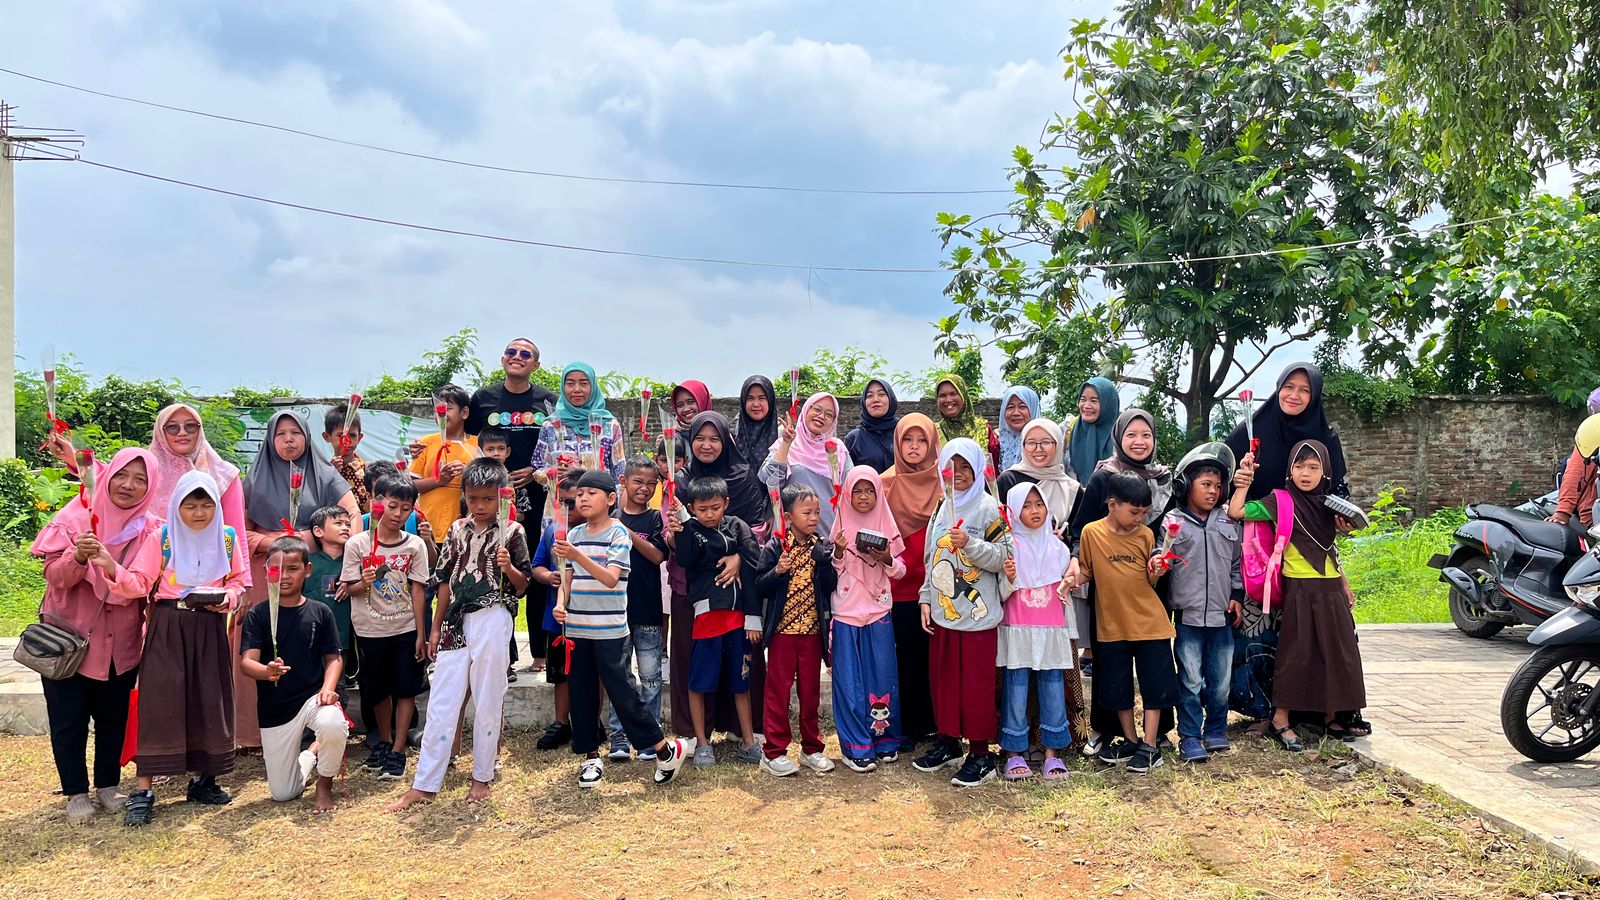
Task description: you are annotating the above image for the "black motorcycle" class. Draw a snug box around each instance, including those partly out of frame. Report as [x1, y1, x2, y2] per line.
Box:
[1500, 530, 1600, 761]
[1428, 500, 1590, 638]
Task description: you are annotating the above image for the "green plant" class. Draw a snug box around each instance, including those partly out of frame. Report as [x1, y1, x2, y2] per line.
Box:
[364, 328, 491, 402]
[1318, 339, 1419, 423]
[0, 460, 77, 546]
[938, 0, 1427, 442]
[0, 542, 46, 636]
[1341, 498, 1465, 624]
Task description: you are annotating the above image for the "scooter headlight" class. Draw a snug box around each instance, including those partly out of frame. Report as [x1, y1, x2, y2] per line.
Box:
[1568, 583, 1600, 608]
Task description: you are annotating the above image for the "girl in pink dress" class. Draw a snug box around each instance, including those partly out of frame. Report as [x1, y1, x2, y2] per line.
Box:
[997, 482, 1078, 781]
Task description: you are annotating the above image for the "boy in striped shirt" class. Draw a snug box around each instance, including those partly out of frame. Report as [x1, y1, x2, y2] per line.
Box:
[553, 470, 692, 788]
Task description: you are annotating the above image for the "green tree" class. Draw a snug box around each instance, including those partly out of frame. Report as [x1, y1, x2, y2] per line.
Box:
[1367, 0, 1598, 214]
[937, 0, 1428, 441]
[1372, 194, 1600, 405]
[364, 328, 491, 401]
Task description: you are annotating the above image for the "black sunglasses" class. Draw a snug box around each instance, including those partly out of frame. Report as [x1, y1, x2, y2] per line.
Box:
[503, 348, 535, 360]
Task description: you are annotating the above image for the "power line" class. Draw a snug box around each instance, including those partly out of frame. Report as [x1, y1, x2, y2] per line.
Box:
[0, 66, 1012, 197]
[42, 148, 1566, 275]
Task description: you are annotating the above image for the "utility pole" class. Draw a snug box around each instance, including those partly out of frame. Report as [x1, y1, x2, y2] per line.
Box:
[0, 103, 82, 459]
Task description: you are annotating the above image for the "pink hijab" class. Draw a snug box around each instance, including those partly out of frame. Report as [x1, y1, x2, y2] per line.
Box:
[830, 465, 906, 591]
[32, 448, 163, 588]
[673, 381, 712, 425]
[149, 404, 240, 510]
[784, 392, 849, 476]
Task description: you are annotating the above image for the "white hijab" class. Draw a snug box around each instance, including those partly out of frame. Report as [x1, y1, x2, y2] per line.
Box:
[1005, 482, 1072, 589]
[167, 470, 230, 589]
[932, 438, 988, 531]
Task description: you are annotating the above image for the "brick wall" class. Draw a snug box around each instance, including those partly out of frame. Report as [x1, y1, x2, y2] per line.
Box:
[1328, 395, 1584, 514]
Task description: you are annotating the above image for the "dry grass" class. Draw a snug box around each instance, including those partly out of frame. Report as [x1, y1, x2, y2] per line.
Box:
[0, 727, 1593, 900]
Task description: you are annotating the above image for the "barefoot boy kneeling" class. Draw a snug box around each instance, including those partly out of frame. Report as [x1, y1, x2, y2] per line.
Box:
[241, 536, 349, 813]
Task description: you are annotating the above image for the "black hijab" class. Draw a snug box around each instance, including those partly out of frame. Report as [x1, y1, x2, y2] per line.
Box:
[1226, 362, 1348, 501]
[844, 378, 899, 473]
[1286, 439, 1338, 572]
[679, 411, 770, 527]
[734, 375, 778, 468]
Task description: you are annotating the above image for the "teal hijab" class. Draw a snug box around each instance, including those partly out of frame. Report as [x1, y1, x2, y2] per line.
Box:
[1067, 377, 1119, 479]
[553, 362, 615, 429]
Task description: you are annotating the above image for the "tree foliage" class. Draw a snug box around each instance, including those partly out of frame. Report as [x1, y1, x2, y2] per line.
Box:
[363, 328, 492, 402]
[1367, 0, 1598, 214]
[938, 0, 1426, 440]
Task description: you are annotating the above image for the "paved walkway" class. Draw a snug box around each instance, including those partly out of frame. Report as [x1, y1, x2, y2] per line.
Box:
[1357, 623, 1600, 871]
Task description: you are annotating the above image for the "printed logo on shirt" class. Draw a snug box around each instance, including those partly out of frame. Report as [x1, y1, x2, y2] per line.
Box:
[1106, 554, 1143, 564]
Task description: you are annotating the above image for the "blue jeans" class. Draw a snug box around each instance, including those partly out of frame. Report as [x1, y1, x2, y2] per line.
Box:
[606, 625, 664, 747]
[999, 668, 1070, 753]
[1174, 622, 1232, 740]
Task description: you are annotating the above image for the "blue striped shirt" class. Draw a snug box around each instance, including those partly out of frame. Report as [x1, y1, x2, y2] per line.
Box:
[564, 521, 632, 641]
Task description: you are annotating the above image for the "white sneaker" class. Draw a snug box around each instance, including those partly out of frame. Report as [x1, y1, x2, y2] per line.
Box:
[95, 787, 128, 812]
[578, 757, 605, 789]
[799, 752, 836, 773]
[653, 738, 695, 786]
[760, 754, 799, 777]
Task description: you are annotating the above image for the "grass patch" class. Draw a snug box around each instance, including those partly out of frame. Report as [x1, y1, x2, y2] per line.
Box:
[1341, 494, 1464, 625]
[0, 542, 45, 637]
[3, 729, 1589, 898]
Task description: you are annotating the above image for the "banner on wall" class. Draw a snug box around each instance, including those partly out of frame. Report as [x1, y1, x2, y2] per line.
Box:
[233, 405, 444, 468]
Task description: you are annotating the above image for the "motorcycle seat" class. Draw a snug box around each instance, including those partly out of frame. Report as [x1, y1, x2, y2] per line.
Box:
[1471, 504, 1582, 555]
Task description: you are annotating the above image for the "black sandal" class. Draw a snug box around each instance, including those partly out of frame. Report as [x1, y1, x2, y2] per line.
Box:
[1324, 723, 1362, 742]
[1270, 723, 1304, 753]
[123, 789, 155, 827]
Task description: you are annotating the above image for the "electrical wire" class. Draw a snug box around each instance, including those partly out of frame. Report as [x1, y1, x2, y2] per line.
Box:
[0, 66, 1011, 197]
[35, 147, 1574, 275]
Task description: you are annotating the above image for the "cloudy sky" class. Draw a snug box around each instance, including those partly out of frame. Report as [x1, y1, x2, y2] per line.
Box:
[5, 0, 1128, 399]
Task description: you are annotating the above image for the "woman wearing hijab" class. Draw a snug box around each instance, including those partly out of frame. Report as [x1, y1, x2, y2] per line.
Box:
[237, 410, 359, 751]
[997, 386, 1041, 471]
[33, 448, 165, 821]
[44, 403, 248, 540]
[1225, 362, 1349, 502]
[844, 379, 899, 473]
[760, 393, 852, 535]
[668, 411, 770, 738]
[1066, 378, 1120, 481]
[671, 380, 713, 429]
[932, 374, 1000, 471]
[881, 413, 942, 746]
[1066, 408, 1177, 753]
[734, 375, 779, 468]
[995, 418, 1090, 749]
[531, 362, 626, 481]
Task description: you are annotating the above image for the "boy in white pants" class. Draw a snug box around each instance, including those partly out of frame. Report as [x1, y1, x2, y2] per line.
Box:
[240, 536, 349, 813]
[390, 459, 532, 810]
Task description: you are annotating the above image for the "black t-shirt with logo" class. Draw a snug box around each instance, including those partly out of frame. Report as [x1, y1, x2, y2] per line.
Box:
[465, 381, 559, 470]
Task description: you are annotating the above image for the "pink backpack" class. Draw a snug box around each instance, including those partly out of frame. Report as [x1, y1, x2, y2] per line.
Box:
[1241, 489, 1293, 612]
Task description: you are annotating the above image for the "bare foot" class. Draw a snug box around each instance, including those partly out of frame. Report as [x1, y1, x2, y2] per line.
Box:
[385, 788, 436, 813]
[313, 776, 337, 814]
[531, 660, 546, 673]
[466, 779, 492, 804]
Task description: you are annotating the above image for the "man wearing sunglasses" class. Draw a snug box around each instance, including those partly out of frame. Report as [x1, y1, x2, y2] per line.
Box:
[462, 338, 559, 497]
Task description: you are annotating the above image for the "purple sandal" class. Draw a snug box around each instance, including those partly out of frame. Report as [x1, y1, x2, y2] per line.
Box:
[1042, 757, 1069, 781]
[1004, 755, 1034, 780]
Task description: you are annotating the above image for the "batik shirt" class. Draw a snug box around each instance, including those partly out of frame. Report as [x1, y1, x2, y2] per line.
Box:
[433, 517, 533, 652]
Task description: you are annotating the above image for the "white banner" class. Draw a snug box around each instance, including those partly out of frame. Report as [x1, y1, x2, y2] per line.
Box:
[234, 405, 443, 468]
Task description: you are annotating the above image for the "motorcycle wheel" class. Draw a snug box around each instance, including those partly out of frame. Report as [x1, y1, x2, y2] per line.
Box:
[1500, 644, 1600, 763]
[1448, 555, 1507, 639]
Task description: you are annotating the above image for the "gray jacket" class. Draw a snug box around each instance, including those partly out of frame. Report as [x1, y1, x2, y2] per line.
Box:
[1154, 506, 1243, 628]
[919, 494, 1012, 632]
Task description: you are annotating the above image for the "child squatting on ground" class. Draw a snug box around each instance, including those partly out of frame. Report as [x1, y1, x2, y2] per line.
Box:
[240, 535, 349, 813]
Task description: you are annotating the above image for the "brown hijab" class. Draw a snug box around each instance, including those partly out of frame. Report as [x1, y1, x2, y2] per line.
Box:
[881, 413, 943, 535]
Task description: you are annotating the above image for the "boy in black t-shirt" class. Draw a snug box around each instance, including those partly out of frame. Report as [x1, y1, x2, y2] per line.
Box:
[606, 456, 670, 760]
[241, 536, 348, 813]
